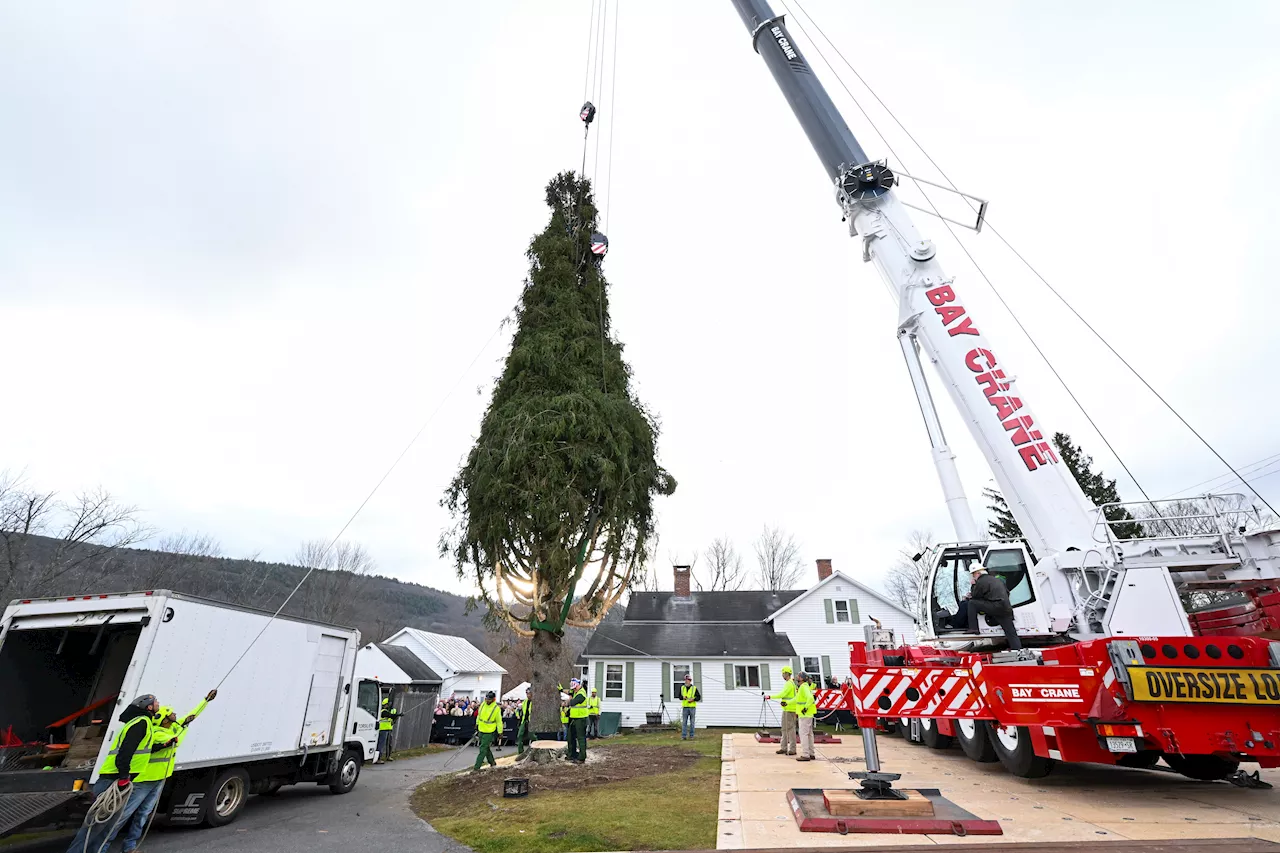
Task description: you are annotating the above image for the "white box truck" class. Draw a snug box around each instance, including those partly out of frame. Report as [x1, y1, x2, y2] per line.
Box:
[0, 590, 381, 838]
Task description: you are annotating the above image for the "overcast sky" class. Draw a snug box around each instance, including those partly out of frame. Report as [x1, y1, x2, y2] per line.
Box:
[2, 1, 1278, 601]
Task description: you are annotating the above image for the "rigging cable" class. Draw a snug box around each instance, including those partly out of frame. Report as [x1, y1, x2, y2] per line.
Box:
[603, 0, 620, 232]
[580, 0, 600, 177]
[781, 1, 1162, 512]
[591, 0, 609, 183]
[788, 0, 1278, 519]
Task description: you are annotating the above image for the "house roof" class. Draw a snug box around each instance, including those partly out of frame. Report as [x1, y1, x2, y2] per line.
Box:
[393, 627, 507, 674]
[376, 643, 442, 683]
[765, 570, 918, 625]
[623, 590, 805, 623]
[584, 622, 797, 658]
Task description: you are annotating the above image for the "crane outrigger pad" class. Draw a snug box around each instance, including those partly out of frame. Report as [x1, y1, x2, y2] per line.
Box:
[755, 730, 842, 744]
[785, 787, 1002, 836]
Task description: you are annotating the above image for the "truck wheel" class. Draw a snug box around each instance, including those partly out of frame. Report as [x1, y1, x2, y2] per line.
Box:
[1164, 753, 1239, 781]
[920, 718, 954, 750]
[328, 748, 362, 794]
[991, 725, 1055, 778]
[205, 767, 250, 827]
[956, 720, 998, 763]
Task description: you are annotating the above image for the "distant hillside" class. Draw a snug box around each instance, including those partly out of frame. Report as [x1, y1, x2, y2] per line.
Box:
[0, 534, 603, 687]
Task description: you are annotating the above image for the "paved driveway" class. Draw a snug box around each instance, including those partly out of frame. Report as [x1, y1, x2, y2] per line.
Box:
[25, 746, 496, 853]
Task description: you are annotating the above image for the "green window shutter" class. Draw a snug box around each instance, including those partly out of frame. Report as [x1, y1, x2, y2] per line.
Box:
[724, 663, 735, 690]
[821, 655, 832, 684]
[693, 662, 702, 693]
[661, 662, 671, 702]
[760, 663, 771, 691]
[823, 599, 834, 624]
[791, 656, 802, 676]
[595, 661, 604, 696]
[624, 662, 635, 702]
[849, 599, 860, 623]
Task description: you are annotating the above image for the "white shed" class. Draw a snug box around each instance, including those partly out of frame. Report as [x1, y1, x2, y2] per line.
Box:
[382, 627, 506, 700]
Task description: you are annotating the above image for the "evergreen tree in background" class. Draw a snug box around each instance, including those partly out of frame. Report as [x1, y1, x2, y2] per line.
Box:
[442, 172, 675, 736]
[984, 432, 1140, 540]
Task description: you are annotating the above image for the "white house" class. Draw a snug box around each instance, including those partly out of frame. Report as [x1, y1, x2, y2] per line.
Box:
[382, 627, 506, 700]
[583, 560, 918, 729]
[354, 642, 443, 692]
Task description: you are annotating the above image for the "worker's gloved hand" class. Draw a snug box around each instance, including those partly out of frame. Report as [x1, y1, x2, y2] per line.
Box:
[116, 779, 130, 789]
[182, 715, 196, 726]
[206, 689, 218, 701]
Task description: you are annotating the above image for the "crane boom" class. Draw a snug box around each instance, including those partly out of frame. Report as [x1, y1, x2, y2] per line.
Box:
[728, 0, 1100, 561]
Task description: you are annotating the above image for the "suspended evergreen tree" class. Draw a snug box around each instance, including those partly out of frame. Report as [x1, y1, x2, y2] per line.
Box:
[983, 432, 1140, 541]
[442, 172, 675, 735]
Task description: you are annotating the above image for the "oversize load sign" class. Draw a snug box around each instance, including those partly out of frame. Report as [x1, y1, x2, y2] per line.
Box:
[1129, 666, 1280, 704]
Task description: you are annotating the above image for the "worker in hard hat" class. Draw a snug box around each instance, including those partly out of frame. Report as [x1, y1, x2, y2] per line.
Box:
[967, 565, 1022, 649]
[65, 694, 162, 853]
[768, 665, 798, 755]
[587, 689, 601, 739]
[376, 694, 400, 763]
[680, 673, 701, 740]
[793, 671, 817, 761]
[557, 677, 590, 763]
[106, 691, 216, 852]
[473, 691, 503, 770]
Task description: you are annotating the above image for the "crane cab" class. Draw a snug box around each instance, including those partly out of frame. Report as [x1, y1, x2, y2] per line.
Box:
[918, 542, 1054, 646]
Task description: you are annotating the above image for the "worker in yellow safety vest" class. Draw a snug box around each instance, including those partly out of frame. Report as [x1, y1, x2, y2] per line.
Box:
[793, 671, 817, 761]
[680, 673, 701, 740]
[587, 689, 601, 739]
[516, 696, 532, 752]
[107, 690, 217, 852]
[559, 701, 570, 742]
[473, 692, 503, 770]
[565, 678, 590, 762]
[376, 695, 400, 764]
[768, 665, 797, 756]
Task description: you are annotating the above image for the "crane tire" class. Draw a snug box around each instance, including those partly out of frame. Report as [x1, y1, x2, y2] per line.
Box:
[991, 724, 1055, 778]
[955, 720, 998, 763]
[920, 718, 954, 750]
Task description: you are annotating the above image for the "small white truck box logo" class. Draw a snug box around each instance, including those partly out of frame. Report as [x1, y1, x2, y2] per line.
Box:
[1010, 684, 1082, 702]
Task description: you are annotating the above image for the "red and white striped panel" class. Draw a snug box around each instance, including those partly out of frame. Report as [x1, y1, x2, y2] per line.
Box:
[848, 666, 990, 719]
[813, 689, 845, 710]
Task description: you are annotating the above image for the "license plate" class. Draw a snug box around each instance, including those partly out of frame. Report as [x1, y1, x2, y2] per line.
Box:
[1127, 666, 1280, 705]
[1106, 736, 1137, 753]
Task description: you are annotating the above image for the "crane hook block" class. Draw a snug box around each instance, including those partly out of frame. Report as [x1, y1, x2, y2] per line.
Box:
[590, 232, 609, 259]
[580, 101, 597, 125]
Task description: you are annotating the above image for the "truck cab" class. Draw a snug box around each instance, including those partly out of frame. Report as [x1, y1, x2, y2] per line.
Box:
[920, 542, 1051, 645]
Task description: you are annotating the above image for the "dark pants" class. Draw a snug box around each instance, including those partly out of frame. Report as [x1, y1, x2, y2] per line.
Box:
[474, 731, 497, 769]
[587, 715, 600, 738]
[969, 601, 1022, 649]
[516, 720, 531, 752]
[566, 717, 587, 761]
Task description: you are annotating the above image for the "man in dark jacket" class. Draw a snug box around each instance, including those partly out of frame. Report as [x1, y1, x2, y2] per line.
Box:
[966, 566, 1022, 649]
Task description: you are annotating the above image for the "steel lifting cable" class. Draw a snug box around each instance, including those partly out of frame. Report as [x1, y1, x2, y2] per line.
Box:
[780, 1, 1163, 514]
[789, 0, 1278, 520]
[213, 317, 509, 689]
[603, 0, 620, 233]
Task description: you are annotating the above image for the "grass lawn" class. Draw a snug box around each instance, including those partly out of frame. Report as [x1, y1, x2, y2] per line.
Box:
[389, 743, 453, 759]
[411, 726, 752, 853]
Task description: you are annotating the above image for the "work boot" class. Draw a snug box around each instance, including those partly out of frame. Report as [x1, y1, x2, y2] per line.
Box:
[796, 755, 813, 762]
[775, 748, 787, 754]
[786, 750, 796, 756]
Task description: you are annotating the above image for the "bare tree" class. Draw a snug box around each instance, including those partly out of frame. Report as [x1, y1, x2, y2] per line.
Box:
[1132, 495, 1275, 538]
[0, 473, 151, 599]
[296, 540, 376, 624]
[631, 560, 661, 592]
[137, 531, 223, 587]
[696, 536, 747, 591]
[883, 529, 934, 612]
[753, 525, 803, 591]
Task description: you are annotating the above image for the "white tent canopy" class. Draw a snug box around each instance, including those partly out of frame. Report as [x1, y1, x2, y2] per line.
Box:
[502, 681, 530, 701]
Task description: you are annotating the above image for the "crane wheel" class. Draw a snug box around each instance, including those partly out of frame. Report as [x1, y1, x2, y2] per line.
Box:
[920, 718, 954, 750]
[955, 720, 998, 763]
[1164, 753, 1239, 781]
[900, 718, 924, 745]
[991, 724, 1055, 778]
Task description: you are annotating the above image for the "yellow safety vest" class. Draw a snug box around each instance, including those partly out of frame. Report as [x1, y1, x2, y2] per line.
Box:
[569, 688, 590, 719]
[681, 684, 699, 708]
[379, 701, 396, 732]
[588, 697, 601, 715]
[559, 706, 569, 724]
[794, 683, 816, 718]
[771, 678, 797, 710]
[477, 701, 503, 734]
[100, 716, 155, 777]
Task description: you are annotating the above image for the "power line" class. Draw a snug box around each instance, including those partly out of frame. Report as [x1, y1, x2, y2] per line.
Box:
[787, 0, 1278, 520]
[781, 0, 1159, 508]
[1166, 453, 1280, 500]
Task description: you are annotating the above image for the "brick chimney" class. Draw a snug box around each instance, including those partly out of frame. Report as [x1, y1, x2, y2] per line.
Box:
[816, 559, 833, 582]
[673, 564, 692, 598]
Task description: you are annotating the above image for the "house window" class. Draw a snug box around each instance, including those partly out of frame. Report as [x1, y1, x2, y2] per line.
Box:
[605, 664, 624, 699]
[734, 665, 761, 689]
[834, 600, 850, 623]
[802, 657, 821, 681]
[829, 598, 860, 624]
[577, 664, 590, 682]
[672, 664, 691, 700]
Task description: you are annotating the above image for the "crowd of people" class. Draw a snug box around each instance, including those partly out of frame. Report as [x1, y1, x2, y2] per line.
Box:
[433, 696, 524, 719]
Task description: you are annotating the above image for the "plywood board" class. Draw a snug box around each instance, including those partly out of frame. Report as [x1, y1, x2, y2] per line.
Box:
[823, 788, 935, 816]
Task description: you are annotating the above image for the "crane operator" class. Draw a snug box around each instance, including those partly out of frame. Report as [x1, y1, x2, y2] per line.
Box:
[966, 565, 1022, 650]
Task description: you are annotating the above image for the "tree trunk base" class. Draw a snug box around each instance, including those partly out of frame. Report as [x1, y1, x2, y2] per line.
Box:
[518, 740, 600, 765]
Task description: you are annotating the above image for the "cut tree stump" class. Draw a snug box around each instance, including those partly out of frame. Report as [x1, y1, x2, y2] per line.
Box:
[522, 740, 569, 764]
[823, 788, 935, 817]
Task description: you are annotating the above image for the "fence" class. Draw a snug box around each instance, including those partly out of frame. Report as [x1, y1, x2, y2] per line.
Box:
[390, 689, 438, 752]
